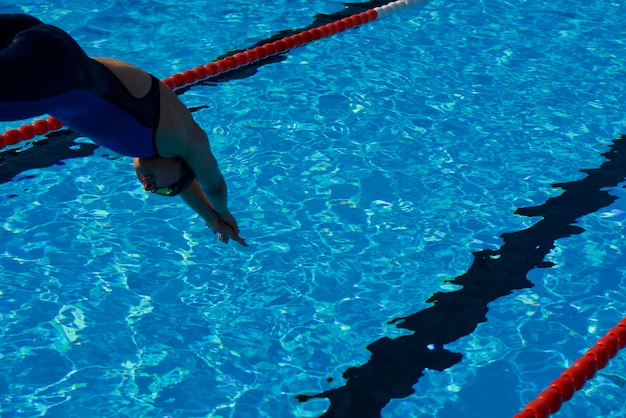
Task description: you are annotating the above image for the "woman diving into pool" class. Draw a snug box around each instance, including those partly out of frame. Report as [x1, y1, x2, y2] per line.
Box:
[0, 14, 247, 247]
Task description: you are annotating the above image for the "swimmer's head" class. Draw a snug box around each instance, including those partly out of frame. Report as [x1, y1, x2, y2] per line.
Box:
[133, 156, 195, 197]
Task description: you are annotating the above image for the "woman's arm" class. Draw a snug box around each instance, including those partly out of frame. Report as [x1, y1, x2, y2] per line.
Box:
[152, 78, 245, 245]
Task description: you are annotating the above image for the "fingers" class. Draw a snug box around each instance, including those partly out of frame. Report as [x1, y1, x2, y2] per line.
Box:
[210, 214, 247, 247]
[217, 212, 240, 234]
[232, 235, 248, 247]
[217, 232, 229, 244]
[217, 230, 248, 247]
[220, 232, 248, 247]
[214, 212, 247, 246]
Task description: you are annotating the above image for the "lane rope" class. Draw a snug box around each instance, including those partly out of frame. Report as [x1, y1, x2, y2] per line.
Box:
[515, 318, 626, 418]
[0, 0, 424, 150]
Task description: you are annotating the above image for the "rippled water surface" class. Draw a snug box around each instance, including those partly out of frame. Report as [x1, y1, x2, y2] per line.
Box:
[1, 0, 626, 417]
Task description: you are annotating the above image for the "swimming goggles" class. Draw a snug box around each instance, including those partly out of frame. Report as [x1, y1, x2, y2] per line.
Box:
[150, 183, 183, 196]
[141, 161, 196, 197]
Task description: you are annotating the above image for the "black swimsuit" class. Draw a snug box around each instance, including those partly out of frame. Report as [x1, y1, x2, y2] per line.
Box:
[0, 14, 161, 158]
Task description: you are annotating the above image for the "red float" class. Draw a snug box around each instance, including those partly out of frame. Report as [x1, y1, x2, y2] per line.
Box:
[365, 9, 378, 21]
[33, 119, 51, 135]
[18, 124, 35, 140]
[514, 411, 536, 418]
[253, 45, 269, 60]
[572, 355, 598, 380]
[283, 36, 296, 49]
[47, 116, 63, 130]
[597, 335, 620, 358]
[215, 59, 229, 73]
[223, 56, 238, 69]
[351, 14, 363, 26]
[525, 399, 550, 418]
[204, 62, 219, 76]
[245, 49, 259, 62]
[193, 65, 208, 80]
[562, 365, 587, 390]
[585, 346, 609, 369]
[549, 376, 576, 401]
[341, 17, 355, 29]
[171, 73, 186, 87]
[309, 28, 322, 40]
[537, 387, 563, 413]
[290, 33, 305, 46]
[182, 70, 197, 84]
[272, 39, 287, 53]
[300, 30, 314, 43]
[5, 129, 21, 145]
[233, 52, 249, 66]
[263, 42, 277, 56]
[318, 25, 331, 38]
[326, 22, 339, 35]
[609, 326, 626, 348]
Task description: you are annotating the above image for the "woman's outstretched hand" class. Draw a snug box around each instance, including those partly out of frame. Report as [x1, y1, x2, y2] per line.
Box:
[207, 211, 248, 247]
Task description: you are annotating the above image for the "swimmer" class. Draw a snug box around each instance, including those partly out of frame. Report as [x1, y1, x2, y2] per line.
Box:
[133, 156, 247, 246]
[0, 14, 247, 247]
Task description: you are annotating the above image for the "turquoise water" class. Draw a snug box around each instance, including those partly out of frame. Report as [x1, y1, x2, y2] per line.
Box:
[1, 0, 626, 417]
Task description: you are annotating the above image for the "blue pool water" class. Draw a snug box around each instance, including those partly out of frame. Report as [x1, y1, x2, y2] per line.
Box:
[1, 0, 626, 417]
